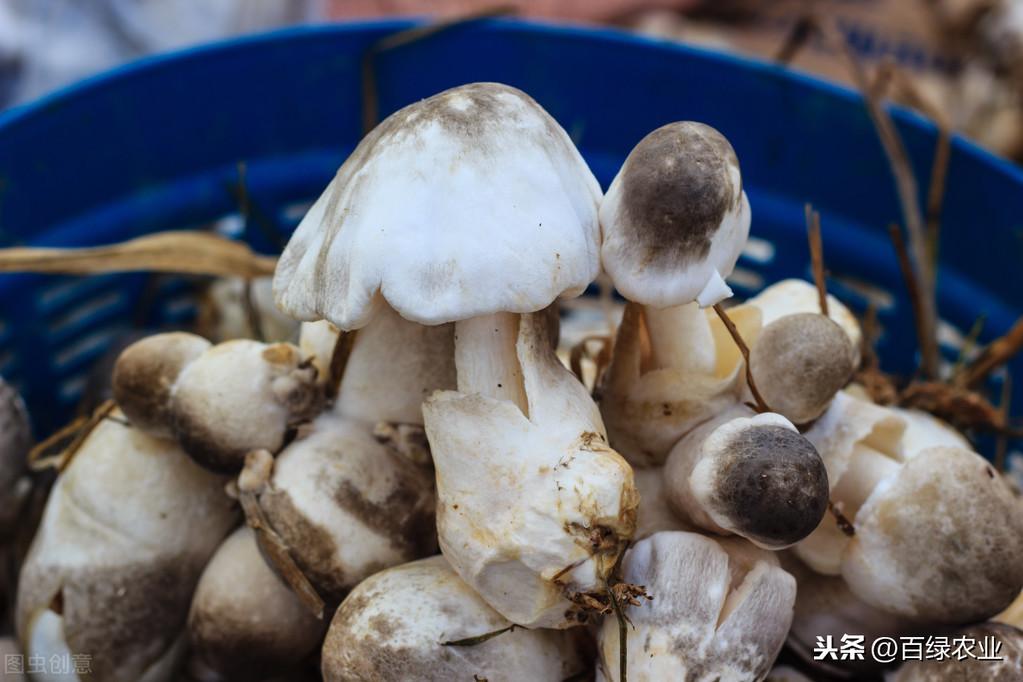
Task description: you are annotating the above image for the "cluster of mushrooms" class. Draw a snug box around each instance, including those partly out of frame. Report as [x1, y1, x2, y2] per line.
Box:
[2, 81, 1023, 682]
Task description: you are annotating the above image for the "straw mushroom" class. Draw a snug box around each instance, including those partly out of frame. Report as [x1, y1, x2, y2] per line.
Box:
[16, 412, 237, 682]
[187, 526, 325, 680]
[424, 312, 637, 628]
[842, 446, 1023, 623]
[113, 333, 322, 472]
[322, 555, 588, 682]
[598, 121, 754, 466]
[244, 411, 438, 605]
[746, 278, 862, 367]
[272, 81, 634, 628]
[891, 621, 1023, 681]
[596, 531, 795, 681]
[748, 313, 856, 425]
[111, 331, 210, 440]
[664, 405, 829, 549]
[632, 466, 691, 540]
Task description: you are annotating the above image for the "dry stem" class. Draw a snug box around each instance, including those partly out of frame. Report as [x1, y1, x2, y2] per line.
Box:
[712, 304, 771, 413]
[805, 203, 829, 316]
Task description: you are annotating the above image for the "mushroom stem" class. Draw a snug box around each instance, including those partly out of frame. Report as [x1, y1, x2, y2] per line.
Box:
[642, 302, 715, 374]
[333, 305, 455, 425]
[454, 312, 528, 413]
[831, 444, 900, 515]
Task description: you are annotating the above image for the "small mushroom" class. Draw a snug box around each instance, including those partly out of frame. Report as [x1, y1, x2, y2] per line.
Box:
[748, 313, 856, 424]
[321, 555, 588, 682]
[424, 312, 636, 628]
[598, 122, 754, 467]
[746, 278, 862, 367]
[113, 333, 322, 472]
[112, 331, 211, 439]
[16, 412, 237, 682]
[187, 526, 325, 680]
[245, 411, 438, 605]
[199, 276, 299, 343]
[889, 406, 971, 457]
[595, 531, 795, 681]
[891, 622, 1023, 681]
[664, 406, 829, 549]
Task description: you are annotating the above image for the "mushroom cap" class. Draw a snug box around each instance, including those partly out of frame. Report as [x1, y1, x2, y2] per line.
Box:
[188, 526, 325, 679]
[892, 622, 1023, 681]
[599, 121, 750, 308]
[258, 412, 437, 603]
[746, 279, 862, 367]
[321, 555, 587, 682]
[843, 446, 1023, 624]
[170, 340, 321, 472]
[596, 531, 795, 682]
[112, 331, 211, 439]
[749, 313, 856, 424]
[274, 82, 602, 330]
[689, 412, 829, 549]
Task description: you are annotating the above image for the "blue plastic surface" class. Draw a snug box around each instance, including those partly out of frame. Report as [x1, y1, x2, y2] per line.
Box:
[0, 18, 1020, 441]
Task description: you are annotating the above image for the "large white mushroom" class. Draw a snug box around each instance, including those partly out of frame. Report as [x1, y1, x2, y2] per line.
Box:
[321, 555, 588, 682]
[424, 312, 636, 628]
[272, 82, 635, 629]
[597, 121, 754, 466]
[596, 531, 795, 681]
[16, 413, 237, 682]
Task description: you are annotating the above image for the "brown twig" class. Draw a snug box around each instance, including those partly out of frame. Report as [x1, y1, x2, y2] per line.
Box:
[996, 374, 1013, 472]
[361, 6, 517, 135]
[773, 8, 816, 65]
[958, 315, 1023, 389]
[242, 278, 266, 343]
[712, 304, 771, 413]
[442, 624, 518, 647]
[888, 223, 931, 378]
[817, 19, 940, 379]
[805, 203, 829, 316]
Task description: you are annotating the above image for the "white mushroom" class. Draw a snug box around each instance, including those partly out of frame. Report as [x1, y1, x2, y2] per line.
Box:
[16, 412, 237, 682]
[200, 276, 300, 343]
[747, 312, 856, 424]
[321, 555, 588, 682]
[632, 466, 692, 540]
[244, 411, 438, 605]
[113, 333, 322, 472]
[746, 278, 862, 367]
[187, 526, 325, 680]
[596, 531, 795, 681]
[598, 122, 754, 466]
[424, 312, 636, 628]
[664, 406, 829, 549]
[889, 406, 971, 457]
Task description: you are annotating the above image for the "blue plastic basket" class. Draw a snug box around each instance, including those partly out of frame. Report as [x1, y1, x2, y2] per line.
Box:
[0, 18, 1020, 441]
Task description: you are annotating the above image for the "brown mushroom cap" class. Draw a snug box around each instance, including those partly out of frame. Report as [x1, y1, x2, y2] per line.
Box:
[749, 313, 856, 425]
[892, 622, 1023, 681]
[112, 332, 211, 438]
[599, 121, 750, 308]
[843, 446, 1023, 624]
[703, 422, 830, 548]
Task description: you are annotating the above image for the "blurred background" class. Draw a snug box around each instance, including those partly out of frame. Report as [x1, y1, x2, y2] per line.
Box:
[3, 0, 1023, 161]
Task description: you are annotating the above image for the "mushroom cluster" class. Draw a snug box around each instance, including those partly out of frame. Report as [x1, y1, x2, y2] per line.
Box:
[1, 81, 1021, 682]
